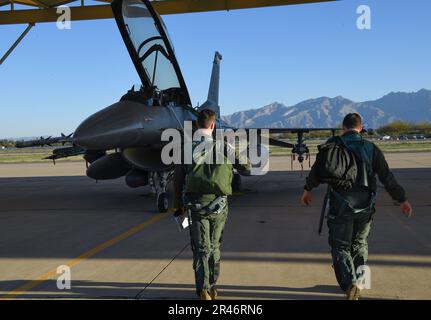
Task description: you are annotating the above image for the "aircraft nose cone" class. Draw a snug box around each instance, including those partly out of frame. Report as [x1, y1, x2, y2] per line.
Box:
[74, 100, 149, 150]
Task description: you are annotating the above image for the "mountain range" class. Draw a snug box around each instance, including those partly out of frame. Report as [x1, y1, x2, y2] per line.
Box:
[221, 89, 431, 129]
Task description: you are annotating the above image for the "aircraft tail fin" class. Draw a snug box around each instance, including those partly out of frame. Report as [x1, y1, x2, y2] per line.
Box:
[198, 51, 222, 118]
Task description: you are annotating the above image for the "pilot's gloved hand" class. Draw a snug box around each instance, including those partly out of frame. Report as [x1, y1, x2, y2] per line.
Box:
[400, 200, 413, 218]
[301, 190, 312, 206]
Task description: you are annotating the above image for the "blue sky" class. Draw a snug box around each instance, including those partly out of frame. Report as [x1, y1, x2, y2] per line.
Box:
[1, 0, 430, 138]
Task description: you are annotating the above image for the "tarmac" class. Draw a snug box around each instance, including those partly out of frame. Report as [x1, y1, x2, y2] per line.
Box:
[0, 152, 430, 300]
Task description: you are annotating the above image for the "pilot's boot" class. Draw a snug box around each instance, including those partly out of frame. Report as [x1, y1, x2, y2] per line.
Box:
[346, 284, 361, 300]
[209, 287, 218, 300]
[200, 290, 212, 300]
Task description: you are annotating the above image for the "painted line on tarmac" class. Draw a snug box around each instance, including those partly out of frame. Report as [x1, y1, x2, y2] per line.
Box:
[1, 211, 170, 300]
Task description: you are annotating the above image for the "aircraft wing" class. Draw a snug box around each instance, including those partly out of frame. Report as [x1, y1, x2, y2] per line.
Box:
[240, 127, 342, 165]
[0, 0, 340, 25]
[244, 128, 340, 133]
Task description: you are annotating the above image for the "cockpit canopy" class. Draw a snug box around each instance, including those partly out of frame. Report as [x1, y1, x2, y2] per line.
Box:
[112, 0, 191, 105]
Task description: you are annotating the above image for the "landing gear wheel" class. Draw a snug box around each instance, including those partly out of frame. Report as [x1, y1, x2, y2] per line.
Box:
[157, 192, 169, 213]
[232, 173, 242, 193]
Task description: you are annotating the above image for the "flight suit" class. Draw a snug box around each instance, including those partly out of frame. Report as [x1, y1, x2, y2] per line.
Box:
[186, 194, 228, 294]
[305, 131, 407, 292]
[174, 135, 250, 295]
[326, 190, 375, 291]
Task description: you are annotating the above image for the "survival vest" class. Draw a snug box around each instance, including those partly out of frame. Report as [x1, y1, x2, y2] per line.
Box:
[318, 133, 376, 214]
[185, 140, 233, 196]
[316, 134, 374, 191]
[339, 133, 374, 190]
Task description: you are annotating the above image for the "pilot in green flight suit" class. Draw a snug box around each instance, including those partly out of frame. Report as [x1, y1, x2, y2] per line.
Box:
[174, 109, 250, 300]
[301, 113, 413, 300]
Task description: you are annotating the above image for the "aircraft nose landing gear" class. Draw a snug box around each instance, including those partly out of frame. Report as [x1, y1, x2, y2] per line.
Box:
[149, 171, 173, 213]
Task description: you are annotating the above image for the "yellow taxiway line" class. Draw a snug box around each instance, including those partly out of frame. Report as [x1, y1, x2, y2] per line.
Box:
[1, 211, 170, 300]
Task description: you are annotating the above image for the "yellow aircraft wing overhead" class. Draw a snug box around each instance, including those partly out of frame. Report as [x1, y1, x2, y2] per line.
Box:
[0, 0, 338, 25]
[0, 0, 71, 7]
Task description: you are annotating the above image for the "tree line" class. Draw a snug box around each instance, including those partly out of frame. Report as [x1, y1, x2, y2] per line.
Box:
[276, 121, 431, 139]
[0, 139, 15, 148]
[376, 121, 431, 136]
